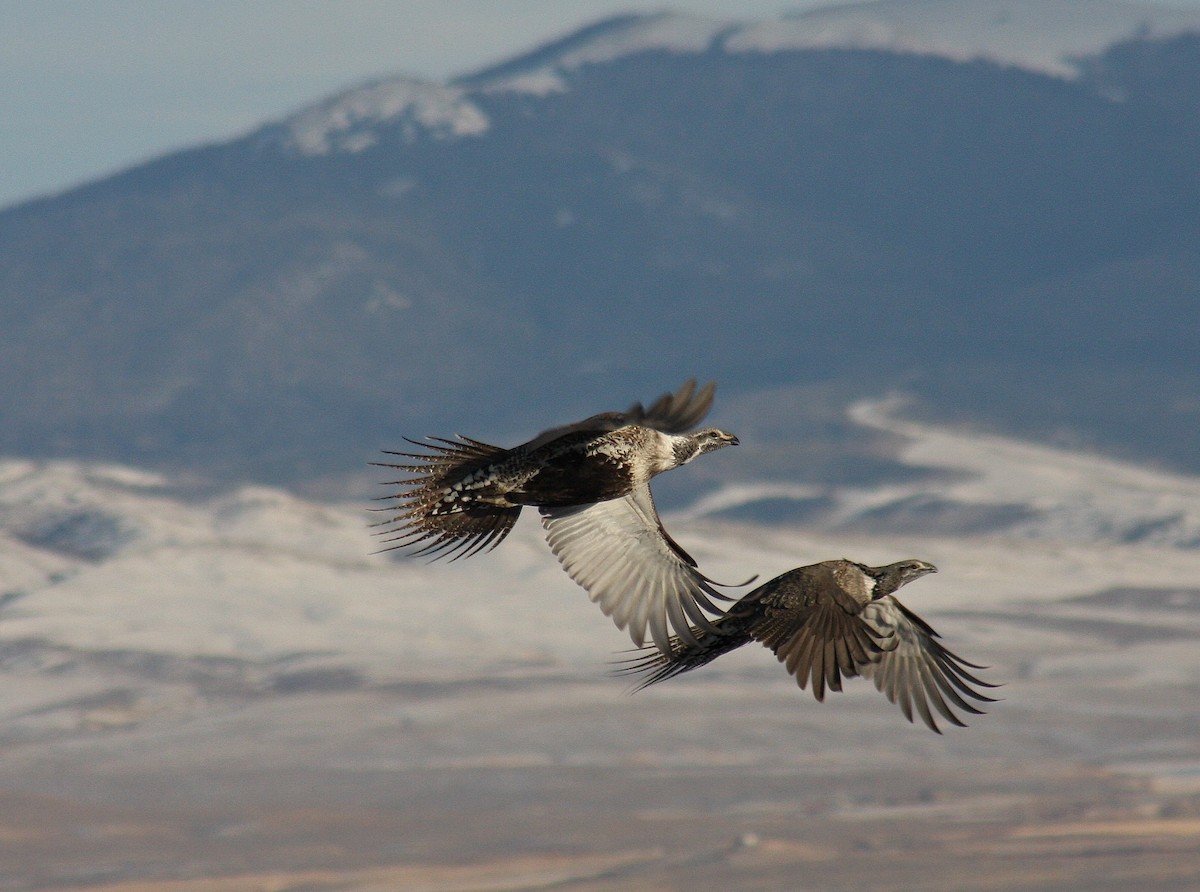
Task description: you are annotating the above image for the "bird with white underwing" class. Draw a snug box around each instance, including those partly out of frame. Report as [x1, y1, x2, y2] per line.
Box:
[373, 379, 743, 652]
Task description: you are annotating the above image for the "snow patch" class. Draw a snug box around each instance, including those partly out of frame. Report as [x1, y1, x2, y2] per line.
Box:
[847, 396, 1200, 547]
[727, 0, 1200, 79]
[549, 13, 729, 67]
[481, 68, 569, 97]
[682, 395, 1200, 550]
[478, 14, 730, 96]
[264, 2, 1200, 153]
[282, 78, 489, 156]
[478, 1, 1200, 96]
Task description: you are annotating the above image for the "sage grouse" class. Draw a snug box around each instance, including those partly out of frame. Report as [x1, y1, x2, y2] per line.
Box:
[620, 559, 997, 732]
[374, 380, 740, 651]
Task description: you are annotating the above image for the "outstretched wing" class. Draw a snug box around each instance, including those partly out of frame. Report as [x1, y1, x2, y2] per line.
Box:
[860, 598, 999, 733]
[749, 566, 886, 703]
[624, 378, 716, 433]
[612, 560, 997, 734]
[540, 482, 733, 653]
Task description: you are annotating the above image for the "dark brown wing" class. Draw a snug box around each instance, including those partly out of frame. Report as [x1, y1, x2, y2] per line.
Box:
[625, 379, 716, 433]
[750, 565, 886, 702]
[523, 379, 715, 450]
[860, 598, 999, 733]
[615, 563, 878, 695]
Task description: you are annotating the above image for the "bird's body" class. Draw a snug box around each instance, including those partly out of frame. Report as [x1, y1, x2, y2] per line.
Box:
[620, 558, 997, 732]
[374, 380, 741, 651]
[374, 380, 735, 558]
[433, 424, 712, 511]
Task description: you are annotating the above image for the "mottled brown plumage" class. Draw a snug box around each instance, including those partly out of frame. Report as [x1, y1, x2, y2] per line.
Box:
[620, 559, 997, 733]
[373, 379, 733, 558]
[373, 380, 741, 650]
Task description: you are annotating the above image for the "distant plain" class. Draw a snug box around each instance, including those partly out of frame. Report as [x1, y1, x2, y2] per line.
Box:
[2, 406, 1198, 890]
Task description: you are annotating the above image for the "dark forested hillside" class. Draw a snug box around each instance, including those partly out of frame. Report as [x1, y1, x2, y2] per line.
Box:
[2, 31, 1197, 484]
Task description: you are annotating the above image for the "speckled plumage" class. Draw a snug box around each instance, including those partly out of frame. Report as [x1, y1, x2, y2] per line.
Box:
[373, 380, 732, 556]
[373, 380, 740, 650]
[619, 559, 998, 733]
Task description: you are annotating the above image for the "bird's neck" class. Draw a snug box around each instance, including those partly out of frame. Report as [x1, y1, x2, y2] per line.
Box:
[669, 434, 701, 469]
[868, 565, 916, 599]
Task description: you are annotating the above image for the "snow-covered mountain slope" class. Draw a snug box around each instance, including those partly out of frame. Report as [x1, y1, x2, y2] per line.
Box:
[687, 396, 1200, 551]
[850, 397, 1200, 547]
[3, 398, 1200, 680]
[734, 0, 1200, 78]
[0, 460, 605, 675]
[269, 78, 490, 156]
[3, 403, 1200, 891]
[474, 0, 1200, 92]
[6, 413, 1200, 889]
[261, 1, 1200, 156]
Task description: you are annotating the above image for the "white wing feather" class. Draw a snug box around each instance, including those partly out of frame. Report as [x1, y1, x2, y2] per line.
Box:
[540, 483, 729, 653]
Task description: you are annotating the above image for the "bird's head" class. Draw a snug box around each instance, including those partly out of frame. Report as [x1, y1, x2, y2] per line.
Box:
[669, 427, 738, 468]
[870, 559, 937, 598]
[693, 427, 739, 454]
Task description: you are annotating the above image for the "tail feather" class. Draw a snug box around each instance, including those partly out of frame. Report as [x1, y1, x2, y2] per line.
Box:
[372, 436, 521, 560]
[614, 622, 751, 691]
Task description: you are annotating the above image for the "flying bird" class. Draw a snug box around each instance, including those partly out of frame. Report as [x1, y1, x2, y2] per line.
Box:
[374, 379, 741, 651]
[619, 559, 997, 733]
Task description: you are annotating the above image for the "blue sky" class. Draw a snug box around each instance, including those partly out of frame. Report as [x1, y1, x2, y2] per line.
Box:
[2, 0, 1198, 210]
[0, 1, 828, 209]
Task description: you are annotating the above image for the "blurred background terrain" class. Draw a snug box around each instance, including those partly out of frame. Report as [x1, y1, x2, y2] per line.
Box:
[1, 1, 1199, 888]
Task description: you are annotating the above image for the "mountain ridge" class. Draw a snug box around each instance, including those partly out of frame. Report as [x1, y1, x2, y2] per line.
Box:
[1, 13, 1197, 484]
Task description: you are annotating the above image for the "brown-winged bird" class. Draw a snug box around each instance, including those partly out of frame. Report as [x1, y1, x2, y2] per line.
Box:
[374, 380, 740, 651]
[620, 559, 998, 732]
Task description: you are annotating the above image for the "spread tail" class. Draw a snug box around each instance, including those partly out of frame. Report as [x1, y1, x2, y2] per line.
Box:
[371, 436, 521, 560]
[613, 620, 751, 691]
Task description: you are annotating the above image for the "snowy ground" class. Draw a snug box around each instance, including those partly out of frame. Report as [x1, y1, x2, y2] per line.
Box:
[1, 402, 1199, 889]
